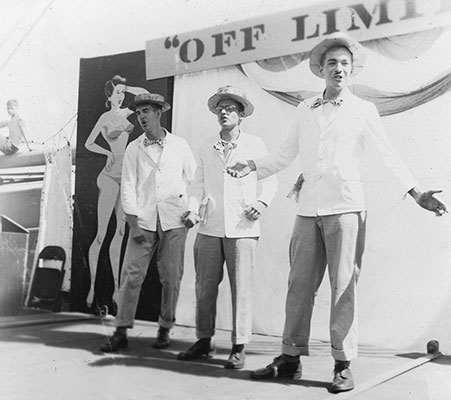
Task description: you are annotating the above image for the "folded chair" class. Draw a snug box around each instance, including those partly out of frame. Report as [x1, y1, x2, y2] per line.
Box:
[27, 245, 66, 312]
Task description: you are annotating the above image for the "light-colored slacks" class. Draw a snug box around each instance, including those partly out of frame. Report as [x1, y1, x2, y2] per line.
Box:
[115, 221, 187, 329]
[282, 212, 366, 361]
[193, 233, 258, 344]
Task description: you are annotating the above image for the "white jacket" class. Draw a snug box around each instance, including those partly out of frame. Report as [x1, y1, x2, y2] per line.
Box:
[121, 131, 197, 231]
[256, 89, 417, 216]
[189, 131, 278, 238]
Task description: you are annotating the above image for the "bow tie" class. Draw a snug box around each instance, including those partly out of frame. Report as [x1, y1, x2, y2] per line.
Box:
[310, 97, 343, 109]
[213, 140, 238, 152]
[143, 137, 165, 147]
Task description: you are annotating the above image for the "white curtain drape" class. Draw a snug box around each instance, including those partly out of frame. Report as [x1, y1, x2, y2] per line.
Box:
[34, 143, 73, 292]
[241, 27, 451, 115]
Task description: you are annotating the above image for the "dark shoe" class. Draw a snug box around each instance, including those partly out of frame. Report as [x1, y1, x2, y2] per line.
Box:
[224, 346, 245, 369]
[153, 327, 170, 349]
[100, 332, 128, 352]
[329, 363, 354, 393]
[250, 354, 302, 380]
[177, 339, 215, 360]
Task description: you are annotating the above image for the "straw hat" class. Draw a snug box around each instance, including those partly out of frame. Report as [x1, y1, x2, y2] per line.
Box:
[309, 32, 365, 78]
[207, 86, 254, 117]
[128, 92, 171, 112]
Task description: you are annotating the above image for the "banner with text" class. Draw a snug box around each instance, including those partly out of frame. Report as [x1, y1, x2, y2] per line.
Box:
[145, 0, 450, 80]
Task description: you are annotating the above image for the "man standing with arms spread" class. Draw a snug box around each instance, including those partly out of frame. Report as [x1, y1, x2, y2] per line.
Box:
[226, 33, 447, 392]
[177, 86, 277, 369]
[100, 92, 197, 352]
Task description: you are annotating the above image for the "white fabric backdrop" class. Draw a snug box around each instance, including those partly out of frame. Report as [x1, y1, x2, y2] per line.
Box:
[172, 66, 451, 352]
[33, 143, 73, 292]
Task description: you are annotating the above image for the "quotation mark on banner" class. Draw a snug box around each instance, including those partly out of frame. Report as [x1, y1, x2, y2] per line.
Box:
[164, 36, 180, 49]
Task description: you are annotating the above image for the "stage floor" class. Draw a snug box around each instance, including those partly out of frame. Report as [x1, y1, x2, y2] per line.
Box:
[1, 310, 450, 400]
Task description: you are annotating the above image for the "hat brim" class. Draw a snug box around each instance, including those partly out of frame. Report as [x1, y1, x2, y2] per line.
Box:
[309, 35, 365, 78]
[207, 93, 254, 117]
[128, 99, 171, 112]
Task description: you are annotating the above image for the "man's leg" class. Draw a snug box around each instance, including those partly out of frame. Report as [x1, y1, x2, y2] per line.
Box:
[251, 216, 326, 379]
[223, 237, 258, 369]
[153, 224, 187, 348]
[323, 211, 366, 393]
[177, 234, 224, 360]
[282, 216, 327, 356]
[100, 229, 157, 352]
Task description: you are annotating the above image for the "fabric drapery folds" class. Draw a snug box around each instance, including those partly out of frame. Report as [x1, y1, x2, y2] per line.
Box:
[240, 27, 451, 116]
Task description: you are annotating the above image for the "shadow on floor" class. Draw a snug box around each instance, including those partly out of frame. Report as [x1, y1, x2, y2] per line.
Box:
[0, 318, 331, 388]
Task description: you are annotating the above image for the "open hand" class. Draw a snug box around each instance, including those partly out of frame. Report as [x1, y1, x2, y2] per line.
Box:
[225, 160, 254, 178]
[415, 190, 448, 216]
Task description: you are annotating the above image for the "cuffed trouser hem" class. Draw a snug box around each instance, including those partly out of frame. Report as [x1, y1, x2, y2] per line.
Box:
[158, 316, 175, 329]
[282, 342, 310, 357]
[232, 335, 250, 345]
[196, 330, 214, 339]
[331, 347, 357, 361]
[114, 320, 133, 329]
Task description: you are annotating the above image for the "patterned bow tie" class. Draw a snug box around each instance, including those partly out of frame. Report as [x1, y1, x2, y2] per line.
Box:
[213, 140, 238, 152]
[143, 137, 165, 147]
[310, 97, 343, 109]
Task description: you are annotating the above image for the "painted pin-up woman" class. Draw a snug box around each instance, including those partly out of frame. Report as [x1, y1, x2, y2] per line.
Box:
[85, 75, 147, 311]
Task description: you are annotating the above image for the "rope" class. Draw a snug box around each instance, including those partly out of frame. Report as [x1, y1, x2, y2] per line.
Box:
[68, 115, 78, 142]
[0, 0, 57, 74]
[40, 113, 78, 145]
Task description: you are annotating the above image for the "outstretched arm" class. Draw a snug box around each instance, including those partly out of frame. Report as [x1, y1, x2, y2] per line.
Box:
[408, 187, 448, 216]
[227, 105, 303, 179]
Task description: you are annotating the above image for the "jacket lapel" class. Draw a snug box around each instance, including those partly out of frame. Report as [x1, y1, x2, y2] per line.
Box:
[211, 139, 227, 165]
[226, 137, 244, 167]
[310, 89, 352, 133]
[320, 105, 341, 132]
[139, 136, 159, 168]
[157, 131, 171, 167]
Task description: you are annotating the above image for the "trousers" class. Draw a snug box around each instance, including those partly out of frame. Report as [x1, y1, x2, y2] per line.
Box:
[115, 222, 187, 329]
[193, 233, 258, 344]
[282, 212, 366, 361]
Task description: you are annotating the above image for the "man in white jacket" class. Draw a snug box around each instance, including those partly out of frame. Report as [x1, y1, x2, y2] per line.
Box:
[177, 86, 278, 369]
[226, 33, 447, 392]
[100, 92, 197, 352]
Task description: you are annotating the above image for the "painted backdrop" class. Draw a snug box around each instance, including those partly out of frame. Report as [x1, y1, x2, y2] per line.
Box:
[72, 50, 173, 319]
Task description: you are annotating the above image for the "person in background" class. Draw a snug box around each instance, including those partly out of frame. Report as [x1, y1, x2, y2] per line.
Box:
[177, 86, 278, 370]
[0, 99, 31, 155]
[226, 33, 447, 392]
[100, 92, 197, 352]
